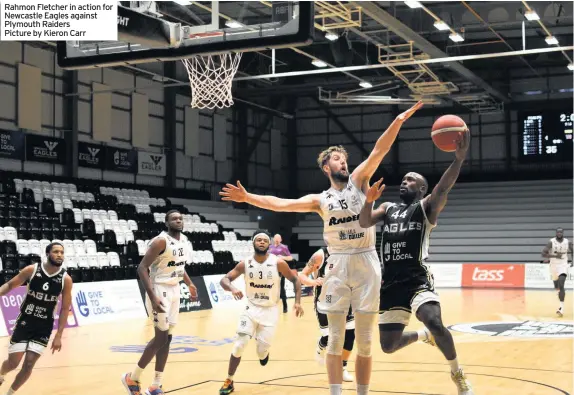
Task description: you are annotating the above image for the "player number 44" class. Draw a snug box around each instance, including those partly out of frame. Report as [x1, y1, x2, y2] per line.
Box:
[390, 211, 408, 219]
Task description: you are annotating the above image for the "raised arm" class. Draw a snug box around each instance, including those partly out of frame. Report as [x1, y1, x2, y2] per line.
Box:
[220, 181, 321, 214]
[51, 273, 73, 353]
[424, 131, 469, 225]
[277, 259, 304, 317]
[352, 101, 423, 192]
[299, 249, 325, 287]
[0, 265, 35, 296]
[220, 261, 245, 300]
[358, 178, 388, 228]
[138, 237, 167, 313]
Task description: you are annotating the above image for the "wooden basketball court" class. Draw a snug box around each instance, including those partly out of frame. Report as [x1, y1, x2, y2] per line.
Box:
[2, 289, 571, 395]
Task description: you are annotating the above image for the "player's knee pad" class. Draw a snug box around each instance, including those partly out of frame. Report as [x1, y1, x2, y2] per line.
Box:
[232, 333, 250, 358]
[256, 340, 270, 360]
[343, 329, 355, 351]
[355, 314, 376, 358]
[326, 314, 346, 356]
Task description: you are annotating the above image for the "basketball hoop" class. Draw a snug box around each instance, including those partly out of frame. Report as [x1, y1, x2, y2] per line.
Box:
[181, 51, 242, 110]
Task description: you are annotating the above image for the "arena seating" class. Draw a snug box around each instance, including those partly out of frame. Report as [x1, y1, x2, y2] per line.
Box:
[292, 179, 572, 263]
[0, 176, 253, 285]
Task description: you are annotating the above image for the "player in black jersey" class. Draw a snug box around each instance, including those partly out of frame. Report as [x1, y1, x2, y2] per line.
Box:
[0, 242, 73, 395]
[359, 131, 474, 395]
[299, 248, 355, 382]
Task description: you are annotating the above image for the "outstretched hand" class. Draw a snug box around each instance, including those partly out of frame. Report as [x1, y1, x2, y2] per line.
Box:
[396, 101, 423, 122]
[220, 181, 248, 203]
[366, 178, 386, 203]
[455, 130, 470, 161]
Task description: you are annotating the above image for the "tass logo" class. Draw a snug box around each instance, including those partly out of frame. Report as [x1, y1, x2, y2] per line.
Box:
[462, 264, 525, 288]
[472, 267, 507, 281]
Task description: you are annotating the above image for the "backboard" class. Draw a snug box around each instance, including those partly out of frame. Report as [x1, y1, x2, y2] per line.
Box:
[56, 1, 314, 70]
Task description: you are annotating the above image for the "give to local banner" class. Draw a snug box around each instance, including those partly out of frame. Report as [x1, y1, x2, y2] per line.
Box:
[0, 286, 78, 335]
[104, 146, 138, 173]
[25, 134, 66, 164]
[138, 152, 167, 176]
[0, 129, 24, 160]
[71, 280, 147, 326]
[78, 142, 105, 169]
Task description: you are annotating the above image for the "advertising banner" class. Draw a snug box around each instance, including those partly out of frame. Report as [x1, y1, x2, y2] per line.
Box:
[72, 280, 146, 326]
[25, 134, 66, 164]
[78, 142, 105, 169]
[462, 263, 525, 288]
[524, 263, 574, 289]
[104, 146, 137, 173]
[426, 264, 462, 288]
[179, 277, 212, 312]
[0, 129, 24, 160]
[0, 286, 78, 335]
[138, 152, 167, 176]
[203, 274, 246, 309]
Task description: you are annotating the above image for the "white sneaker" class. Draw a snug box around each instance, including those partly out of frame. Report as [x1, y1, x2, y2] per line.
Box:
[342, 368, 354, 382]
[315, 345, 325, 366]
[557, 307, 563, 317]
[451, 368, 474, 395]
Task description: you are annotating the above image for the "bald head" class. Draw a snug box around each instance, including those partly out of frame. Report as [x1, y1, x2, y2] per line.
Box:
[400, 172, 428, 202]
[273, 234, 282, 246]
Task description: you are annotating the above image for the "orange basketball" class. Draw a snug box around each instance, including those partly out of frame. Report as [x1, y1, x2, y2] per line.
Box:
[431, 115, 468, 152]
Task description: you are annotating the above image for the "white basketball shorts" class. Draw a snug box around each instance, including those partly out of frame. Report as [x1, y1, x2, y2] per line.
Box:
[148, 283, 181, 332]
[550, 263, 570, 282]
[317, 248, 381, 315]
[236, 302, 279, 346]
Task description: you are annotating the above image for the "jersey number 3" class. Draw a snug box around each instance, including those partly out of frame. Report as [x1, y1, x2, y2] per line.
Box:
[249, 271, 263, 279]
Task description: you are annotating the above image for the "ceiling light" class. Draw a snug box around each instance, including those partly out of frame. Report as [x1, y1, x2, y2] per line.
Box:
[225, 20, 243, 29]
[433, 20, 450, 31]
[404, 1, 423, 8]
[545, 36, 558, 45]
[524, 10, 540, 21]
[172, 0, 192, 5]
[312, 59, 328, 68]
[449, 32, 464, 42]
[325, 32, 339, 41]
[359, 81, 373, 89]
[568, 63, 574, 71]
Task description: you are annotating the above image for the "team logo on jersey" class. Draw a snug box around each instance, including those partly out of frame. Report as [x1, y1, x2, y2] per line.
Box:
[448, 320, 574, 338]
[267, 271, 273, 279]
[338, 229, 365, 241]
[350, 194, 359, 207]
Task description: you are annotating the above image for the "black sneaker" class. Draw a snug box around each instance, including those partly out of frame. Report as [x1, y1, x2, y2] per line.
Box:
[260, 353, 270, 366]
[219, 379, 234, 394]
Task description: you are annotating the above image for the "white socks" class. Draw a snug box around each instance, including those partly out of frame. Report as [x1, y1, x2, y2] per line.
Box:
[357, 384, 369, 394]
[448, 358, 460, 373]
[152, 371, 163, 387]
[227, 374, 234, 381]
[6, 388, 15, 395]
[560, 301, 564, 309]
[416, 329, 428, 342]
[329, 384, 342, 395]
[131, 365, 144, 382]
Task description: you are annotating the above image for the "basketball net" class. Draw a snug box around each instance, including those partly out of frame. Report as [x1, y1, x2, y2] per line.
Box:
[181, 52, 242, 110]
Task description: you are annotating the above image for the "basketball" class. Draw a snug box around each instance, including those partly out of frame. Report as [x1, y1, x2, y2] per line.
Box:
[431, 115, 468, 152]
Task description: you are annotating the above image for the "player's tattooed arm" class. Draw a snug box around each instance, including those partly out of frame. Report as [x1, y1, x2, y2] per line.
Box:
[0, 265, 35, 296]
[52, 274, 73, 353]
[425, 131, 470, 225]
[299, 250, 323, 287]
[220, 261, 245, 300]
[138, 237, 167, 313]
[220, 181, 322, 214]
[352, 101, 423, 192]
[278, 259, 304, 317]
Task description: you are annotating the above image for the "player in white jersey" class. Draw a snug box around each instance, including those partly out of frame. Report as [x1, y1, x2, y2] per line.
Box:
[122, 210, 198, 395]
[542, 228, 573, 317]
[218, 230, 304, 395]
[220, 101, 422, 395]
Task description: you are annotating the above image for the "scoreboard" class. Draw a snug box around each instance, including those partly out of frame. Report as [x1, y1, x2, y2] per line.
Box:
[519, 109, 573, 162]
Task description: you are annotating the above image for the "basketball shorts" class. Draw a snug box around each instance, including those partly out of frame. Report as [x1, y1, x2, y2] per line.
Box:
[148, 283, 181, 332]
[316, 305, 355, 336]
[379, 270, 440, 326]
[236, 302, 279, 346]
[317, 248, 381, 315]
[550, 263, 569, 282]
[9, 319, 52, 355]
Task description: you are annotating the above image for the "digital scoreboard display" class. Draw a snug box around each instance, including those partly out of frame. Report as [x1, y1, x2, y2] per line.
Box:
[519, 110, 573, 162]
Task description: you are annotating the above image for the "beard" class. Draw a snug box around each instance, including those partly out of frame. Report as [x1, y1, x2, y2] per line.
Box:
[331, 170, 349, 183]
[399, 189, 418, 203]
[48, 258, 63, 267]
[254, 246, 269, 256]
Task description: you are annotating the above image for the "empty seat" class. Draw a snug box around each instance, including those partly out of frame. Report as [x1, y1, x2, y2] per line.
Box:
[84, 239, 97, 254]
[4, 227, 17, 242]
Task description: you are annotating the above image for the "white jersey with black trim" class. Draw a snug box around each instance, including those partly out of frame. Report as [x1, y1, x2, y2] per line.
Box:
[149, 231, 192, 286]
[319, 178, 376, 252]
[244, 254, 281, 308]
[549, 237, 569, 266]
